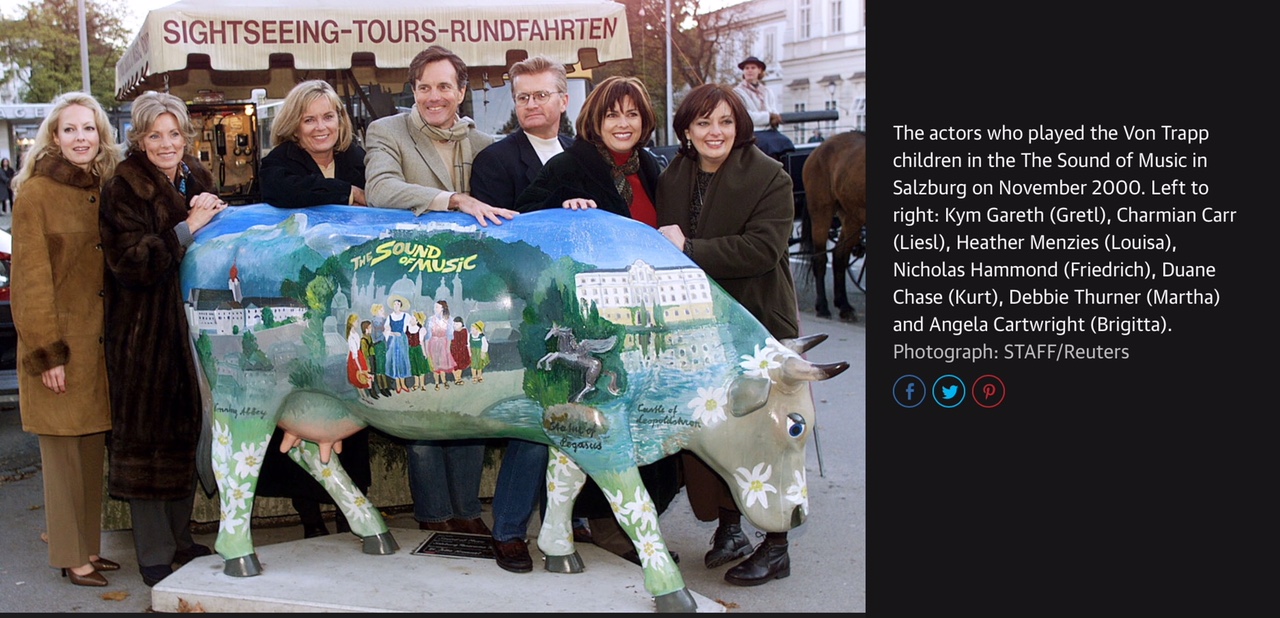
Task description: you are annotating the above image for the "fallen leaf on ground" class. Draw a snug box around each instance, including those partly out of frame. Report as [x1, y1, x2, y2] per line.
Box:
[101, 590, 130, 601]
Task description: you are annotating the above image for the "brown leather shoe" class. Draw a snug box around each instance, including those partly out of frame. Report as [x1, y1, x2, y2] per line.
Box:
[419, 519, 459, 532]
[451, 517, 492, 536]
[492, 538, 533, 573]
[62, 566, 108, 587]
[89, 557, 121, 571]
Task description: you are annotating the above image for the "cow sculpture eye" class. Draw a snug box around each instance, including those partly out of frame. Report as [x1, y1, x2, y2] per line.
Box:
[786, 413, 806, 438]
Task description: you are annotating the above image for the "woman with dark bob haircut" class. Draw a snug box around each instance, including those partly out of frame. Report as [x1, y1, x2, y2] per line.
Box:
[514, 75, 684, 563]
[514, 75, 663, 226]
[656, 82, 801, 587]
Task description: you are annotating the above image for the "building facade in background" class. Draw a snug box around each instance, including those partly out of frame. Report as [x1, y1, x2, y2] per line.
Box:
[716, 0, 866, 142]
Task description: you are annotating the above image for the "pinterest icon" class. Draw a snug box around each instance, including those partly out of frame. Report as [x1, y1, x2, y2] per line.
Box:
[971, 375, 1006, 409]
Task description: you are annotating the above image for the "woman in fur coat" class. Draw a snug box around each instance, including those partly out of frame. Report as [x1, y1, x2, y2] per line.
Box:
[99, 91, 227, 587]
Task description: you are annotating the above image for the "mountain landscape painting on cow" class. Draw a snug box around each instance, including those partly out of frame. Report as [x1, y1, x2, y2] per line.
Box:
[181, 204, 848, 612]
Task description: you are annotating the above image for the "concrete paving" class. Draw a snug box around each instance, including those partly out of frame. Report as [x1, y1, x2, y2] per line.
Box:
[0, 262, 864, 613]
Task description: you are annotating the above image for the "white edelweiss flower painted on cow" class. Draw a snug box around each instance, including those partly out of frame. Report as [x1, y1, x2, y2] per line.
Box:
[339, 489, 374, 524]
[222, 479, 254, 512]
[602, 486, 626, 517]
[219, 510, 246, 535]
[633, 529, 672, 570]
[785, 469, 809, 515]
[231, 443, 267, 479]
[621, 486, 659, 531]
[687, 386, 728, 425]
[733, 462, 778, 509]
[546, 478, 573, 505]
[550, 449, 580, 478]
[739, 342, 782, 381]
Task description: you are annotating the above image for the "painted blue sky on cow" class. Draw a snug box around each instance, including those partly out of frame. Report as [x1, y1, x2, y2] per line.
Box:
[182, 204, 696, 299]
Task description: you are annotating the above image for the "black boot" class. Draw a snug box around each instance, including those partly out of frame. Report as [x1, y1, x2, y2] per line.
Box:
[724, 537, 790, 586]
[704, 523, 753, 568]
[294, 498, 330, 538]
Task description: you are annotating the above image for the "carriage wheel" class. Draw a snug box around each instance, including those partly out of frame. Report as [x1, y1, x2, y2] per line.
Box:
[847, 225, 867, 294]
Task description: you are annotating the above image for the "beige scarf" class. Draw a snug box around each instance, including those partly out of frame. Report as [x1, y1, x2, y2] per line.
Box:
[420, 116, 476, 194]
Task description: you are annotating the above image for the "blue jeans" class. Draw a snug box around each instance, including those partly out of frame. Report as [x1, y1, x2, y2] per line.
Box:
[407, 439, 486, 523]
[490, 439, 549, 542]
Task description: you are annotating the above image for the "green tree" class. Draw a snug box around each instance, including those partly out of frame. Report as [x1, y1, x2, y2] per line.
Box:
[593, 0, 751, 140]
[261, 306, 276, 329]
[0, 0, 131, 104]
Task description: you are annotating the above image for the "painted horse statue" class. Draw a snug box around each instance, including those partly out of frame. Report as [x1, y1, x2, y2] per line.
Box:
[183, 205, 848, 612]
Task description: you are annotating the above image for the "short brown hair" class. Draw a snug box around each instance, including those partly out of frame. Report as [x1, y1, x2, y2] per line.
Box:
[672, 83, 756, 158]
[575, 76, 656, 149]
[408, 45, 468, 90]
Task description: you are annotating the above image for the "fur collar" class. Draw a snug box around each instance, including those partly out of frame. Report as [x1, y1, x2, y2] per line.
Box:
[33, 154, 98, 189]
[115, 149, 211, 201]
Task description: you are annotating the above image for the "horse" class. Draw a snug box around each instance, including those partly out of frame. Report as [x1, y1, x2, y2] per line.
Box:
[799, 130, 866, 321]
[537, 323, 622, 403]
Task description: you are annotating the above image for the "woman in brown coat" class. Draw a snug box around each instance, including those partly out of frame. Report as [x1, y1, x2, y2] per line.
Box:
[10, 92, 121, 587]
[656, 83, 800, 587]
[99, 91, 227, 587]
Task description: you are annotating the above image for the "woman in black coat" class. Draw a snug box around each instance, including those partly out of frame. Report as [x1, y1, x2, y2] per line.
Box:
[257, 80, 373, 537]
[99, 91, 227, 587]
[260, 80, 367, 208]
[514, 76, 662, 225]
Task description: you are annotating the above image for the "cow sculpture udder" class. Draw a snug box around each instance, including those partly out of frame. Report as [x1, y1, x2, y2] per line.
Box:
[182, 205, 848, 612]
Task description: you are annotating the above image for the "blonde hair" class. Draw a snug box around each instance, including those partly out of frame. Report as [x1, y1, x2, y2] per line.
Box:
[270, 80, 354, 151]
[10, 91, 121, 193]
[126, 91, 198, 154]
[346, 313, 360, 338]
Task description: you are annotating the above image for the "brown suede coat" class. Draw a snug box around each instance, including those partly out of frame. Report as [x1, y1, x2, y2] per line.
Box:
[11, 155, 112, 436]
[99, 150, 210, 501]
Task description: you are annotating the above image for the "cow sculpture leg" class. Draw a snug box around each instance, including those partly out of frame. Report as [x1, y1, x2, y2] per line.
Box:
[211, 412, 396, 577]
[538, 448, 696, 612]
[282, 442, 397, 556]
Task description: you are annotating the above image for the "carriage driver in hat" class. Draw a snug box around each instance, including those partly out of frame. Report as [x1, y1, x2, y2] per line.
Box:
[733, 55, 795, 158]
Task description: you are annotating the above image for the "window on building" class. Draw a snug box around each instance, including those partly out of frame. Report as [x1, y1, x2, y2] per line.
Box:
[794, 103, 807, 112]
[799, 0, 812, 38]
[831, 0, 844, 32]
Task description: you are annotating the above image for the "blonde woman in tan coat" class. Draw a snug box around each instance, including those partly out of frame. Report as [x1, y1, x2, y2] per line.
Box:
[10, 92, 121, 587]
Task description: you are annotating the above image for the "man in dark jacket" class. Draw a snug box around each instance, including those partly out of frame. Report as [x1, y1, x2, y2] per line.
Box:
[470, 54, 573, 574]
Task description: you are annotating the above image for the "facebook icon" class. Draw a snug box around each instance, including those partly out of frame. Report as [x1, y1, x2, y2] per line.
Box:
[894, 375, 926, 408]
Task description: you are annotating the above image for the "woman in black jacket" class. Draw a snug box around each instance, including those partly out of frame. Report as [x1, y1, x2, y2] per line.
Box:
[514, 76, 662, 225]
[260, 80, 366, 208]
[256, 79, 373, 537]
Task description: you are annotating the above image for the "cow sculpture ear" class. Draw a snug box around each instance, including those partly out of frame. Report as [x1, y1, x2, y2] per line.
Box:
[728, 374, 770, 417]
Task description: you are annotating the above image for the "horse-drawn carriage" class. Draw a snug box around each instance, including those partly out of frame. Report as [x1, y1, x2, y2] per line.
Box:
[782, 131, 867, 321]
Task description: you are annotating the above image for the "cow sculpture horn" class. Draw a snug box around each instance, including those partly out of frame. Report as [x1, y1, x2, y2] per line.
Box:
[781, 356, 850, 388]
[781, 333, 829, 355]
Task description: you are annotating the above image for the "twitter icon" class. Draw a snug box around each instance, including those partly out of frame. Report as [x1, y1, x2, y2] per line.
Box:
[932, 375, 965, 409]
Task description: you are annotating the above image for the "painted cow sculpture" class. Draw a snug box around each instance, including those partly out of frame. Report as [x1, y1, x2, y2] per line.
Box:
[183, 205, 848, 612]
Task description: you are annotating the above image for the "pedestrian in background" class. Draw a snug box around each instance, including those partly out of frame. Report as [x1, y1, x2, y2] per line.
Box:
[99, 91, 226, 587]
[0, 156, 15, 213]
[10, 91, 122, 588]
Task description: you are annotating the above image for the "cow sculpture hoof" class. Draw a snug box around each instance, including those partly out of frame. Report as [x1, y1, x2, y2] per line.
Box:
[543, 552, 586, 574]
[654, 588, 698, 613]
[223, 553, 263, 577]
[362, 532, 399, 555]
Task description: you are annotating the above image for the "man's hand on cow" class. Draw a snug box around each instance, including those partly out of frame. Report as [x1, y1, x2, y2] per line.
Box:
[448, 193, 517, 227]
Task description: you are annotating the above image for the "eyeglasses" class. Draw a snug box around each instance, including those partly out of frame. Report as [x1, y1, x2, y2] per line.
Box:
[515, 91, 563, 105]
